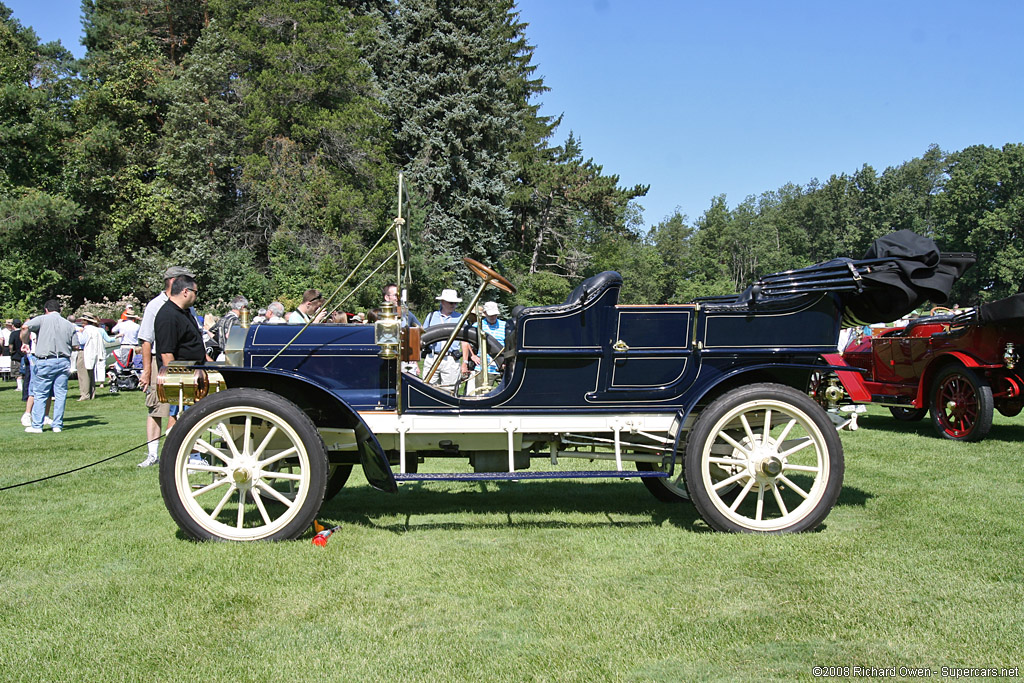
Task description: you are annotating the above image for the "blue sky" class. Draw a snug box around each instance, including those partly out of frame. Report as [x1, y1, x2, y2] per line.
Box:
[6, 0, 1023, 231]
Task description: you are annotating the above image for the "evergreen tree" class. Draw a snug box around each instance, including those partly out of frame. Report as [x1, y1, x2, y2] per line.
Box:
[376, 0, 538, 300]
[229, 0, 394, 300]
[0, 3, 80, 310]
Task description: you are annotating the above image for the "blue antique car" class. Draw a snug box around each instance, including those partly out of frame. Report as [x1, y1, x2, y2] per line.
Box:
[157, 232, 970, 541]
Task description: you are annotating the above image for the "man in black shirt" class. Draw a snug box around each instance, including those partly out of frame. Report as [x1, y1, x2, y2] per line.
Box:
[154, 275, 209, 369]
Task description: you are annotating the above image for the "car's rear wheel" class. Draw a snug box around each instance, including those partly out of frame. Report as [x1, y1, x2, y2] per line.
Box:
[636, 461, 688, 502]
[929, 365, 993, 442]
[684, 383, 843, 533]
[889, 406, 927, 421]
[160, 388, 327, 541]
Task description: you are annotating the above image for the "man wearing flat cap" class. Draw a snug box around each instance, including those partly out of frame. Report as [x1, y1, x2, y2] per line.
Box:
[136, 265, 194, 468]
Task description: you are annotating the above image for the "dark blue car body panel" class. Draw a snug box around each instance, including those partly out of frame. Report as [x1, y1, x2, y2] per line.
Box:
[235, 275, 841, 422]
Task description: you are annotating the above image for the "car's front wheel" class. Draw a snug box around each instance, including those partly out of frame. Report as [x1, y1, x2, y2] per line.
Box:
[159, 388, 328, 541]
[684, 383, 844, 533]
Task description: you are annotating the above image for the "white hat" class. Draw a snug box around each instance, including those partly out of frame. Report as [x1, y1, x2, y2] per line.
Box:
[482, 301, 500, 316]
[436, 289, 462, 303]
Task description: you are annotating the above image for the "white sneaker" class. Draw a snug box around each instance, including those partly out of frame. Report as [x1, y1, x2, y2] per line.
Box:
[187, 454, 210, 473]
[137, 453, 159, 468]
[44, 416, 53, 426]
[25, 427, 43, 434]
[52, 427, 62, 433]
[21, 412, 30, 427]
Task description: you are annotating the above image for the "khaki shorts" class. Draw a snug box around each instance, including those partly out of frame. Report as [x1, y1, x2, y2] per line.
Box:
[145, 383, 170, 418]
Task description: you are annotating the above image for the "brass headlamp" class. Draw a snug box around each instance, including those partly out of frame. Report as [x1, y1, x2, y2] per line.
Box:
[375, 301, 401, 359]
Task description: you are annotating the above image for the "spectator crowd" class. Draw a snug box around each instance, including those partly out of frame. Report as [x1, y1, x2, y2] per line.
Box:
[4, 269, 509, 460]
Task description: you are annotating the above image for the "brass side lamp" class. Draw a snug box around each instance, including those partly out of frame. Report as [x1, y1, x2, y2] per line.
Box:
[375, 301, 401, 359]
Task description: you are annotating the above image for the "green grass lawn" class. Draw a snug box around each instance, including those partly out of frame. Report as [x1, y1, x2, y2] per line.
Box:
[1, 381, 1022, 681]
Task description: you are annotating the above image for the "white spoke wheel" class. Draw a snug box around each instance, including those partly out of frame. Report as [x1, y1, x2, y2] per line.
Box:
[159, 388, 328, 541]
[684, 383, 843, 533]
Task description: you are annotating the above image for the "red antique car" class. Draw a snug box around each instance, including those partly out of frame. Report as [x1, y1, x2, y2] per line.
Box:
[835, 294, 1024, 441]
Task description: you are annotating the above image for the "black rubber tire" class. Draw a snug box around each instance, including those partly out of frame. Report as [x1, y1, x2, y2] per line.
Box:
[323, 463, 353, 501]
[684, 383, 844, 533]
[636, 461, 689, 502]
[929, 365, 994, 442]
[159, 388, 328, 541]
[889, 406, 927, 422]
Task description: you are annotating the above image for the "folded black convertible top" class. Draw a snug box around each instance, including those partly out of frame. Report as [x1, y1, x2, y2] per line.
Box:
[739, 230, 975, 326]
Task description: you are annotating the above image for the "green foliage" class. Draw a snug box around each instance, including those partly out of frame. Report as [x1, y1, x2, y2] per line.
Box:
[935, 143, 1024, 304]
[512, 269, 570, 307]
[377, 0, 539, 290]
[1, 1, 1022, 316]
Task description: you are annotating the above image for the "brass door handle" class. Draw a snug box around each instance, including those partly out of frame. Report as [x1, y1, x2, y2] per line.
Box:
[613, 340, 629, 352]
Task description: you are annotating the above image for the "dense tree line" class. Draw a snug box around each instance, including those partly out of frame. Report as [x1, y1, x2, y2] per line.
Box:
[1, 0, 1021, 320]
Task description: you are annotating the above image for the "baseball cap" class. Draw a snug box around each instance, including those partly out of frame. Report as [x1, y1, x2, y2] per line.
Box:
[163, 265, 194, 280]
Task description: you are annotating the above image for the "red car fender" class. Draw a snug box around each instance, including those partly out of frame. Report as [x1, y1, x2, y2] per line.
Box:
[820, 353, 872, 403]
[914, 351, 989, 407]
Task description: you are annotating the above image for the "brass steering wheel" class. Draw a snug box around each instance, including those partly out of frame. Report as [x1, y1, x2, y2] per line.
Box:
[463, 257, 516, 294]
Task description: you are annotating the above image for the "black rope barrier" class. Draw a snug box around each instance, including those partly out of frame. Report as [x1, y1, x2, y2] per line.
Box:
[0, 437, 162, 492]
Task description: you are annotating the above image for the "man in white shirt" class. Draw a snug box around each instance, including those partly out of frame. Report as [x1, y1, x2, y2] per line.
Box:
[422, 288, 465, 390]
[112, 313, 140, 360]
[288, 289, 326, 324]
[266, 301, 287, 323]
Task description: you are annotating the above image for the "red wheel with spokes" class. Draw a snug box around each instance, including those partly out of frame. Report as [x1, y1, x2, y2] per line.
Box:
[929, 365, 993, 442]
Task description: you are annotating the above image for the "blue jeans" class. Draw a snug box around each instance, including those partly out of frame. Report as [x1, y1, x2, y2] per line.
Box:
[31, 357, 70, 429]
[21, 356, 31, 401]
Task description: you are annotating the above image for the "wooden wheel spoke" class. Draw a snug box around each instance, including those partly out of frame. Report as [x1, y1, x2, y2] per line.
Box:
[771, 483, 789, 516]
[256, 481, 295, 508]
[259, 446, 298, 468]
[191, 476, 231, 498]
[778, 474, 809, 500]
[712, 470, 748, 491]
[729, 478, 757, 512]
[209, 483, 237, 520]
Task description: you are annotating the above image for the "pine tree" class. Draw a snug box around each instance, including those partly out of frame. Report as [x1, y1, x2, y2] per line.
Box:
[376, 0, 537, 298]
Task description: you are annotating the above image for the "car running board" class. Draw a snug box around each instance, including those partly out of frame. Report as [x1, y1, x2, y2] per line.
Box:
[393, 470, 670, 483]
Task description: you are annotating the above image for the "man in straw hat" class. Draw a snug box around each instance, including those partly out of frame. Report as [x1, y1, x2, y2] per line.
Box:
[422, 288, 466, 390]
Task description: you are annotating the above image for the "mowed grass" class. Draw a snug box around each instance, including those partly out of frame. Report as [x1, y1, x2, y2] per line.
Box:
[1, 381, 1022, 681]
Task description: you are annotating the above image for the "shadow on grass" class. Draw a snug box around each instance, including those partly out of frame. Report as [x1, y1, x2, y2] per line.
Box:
[320, 481, 705, 534]
[59, 415, 108, 429]
[168, 478, 871, 540]
[851, 414, 1024, 442]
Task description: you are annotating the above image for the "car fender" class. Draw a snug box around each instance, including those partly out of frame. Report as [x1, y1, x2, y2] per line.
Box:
[213, 366, 396, 493]
[820, 353, 872, 403]
[674, 359, 843, 431]
[914, 351, 987, 409]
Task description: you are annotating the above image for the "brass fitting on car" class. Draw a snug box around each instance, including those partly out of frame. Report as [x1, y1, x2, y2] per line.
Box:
[1004, 342, 1017, 370]
[156, 362, 227, 408]
[375, 301, 400, 359]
